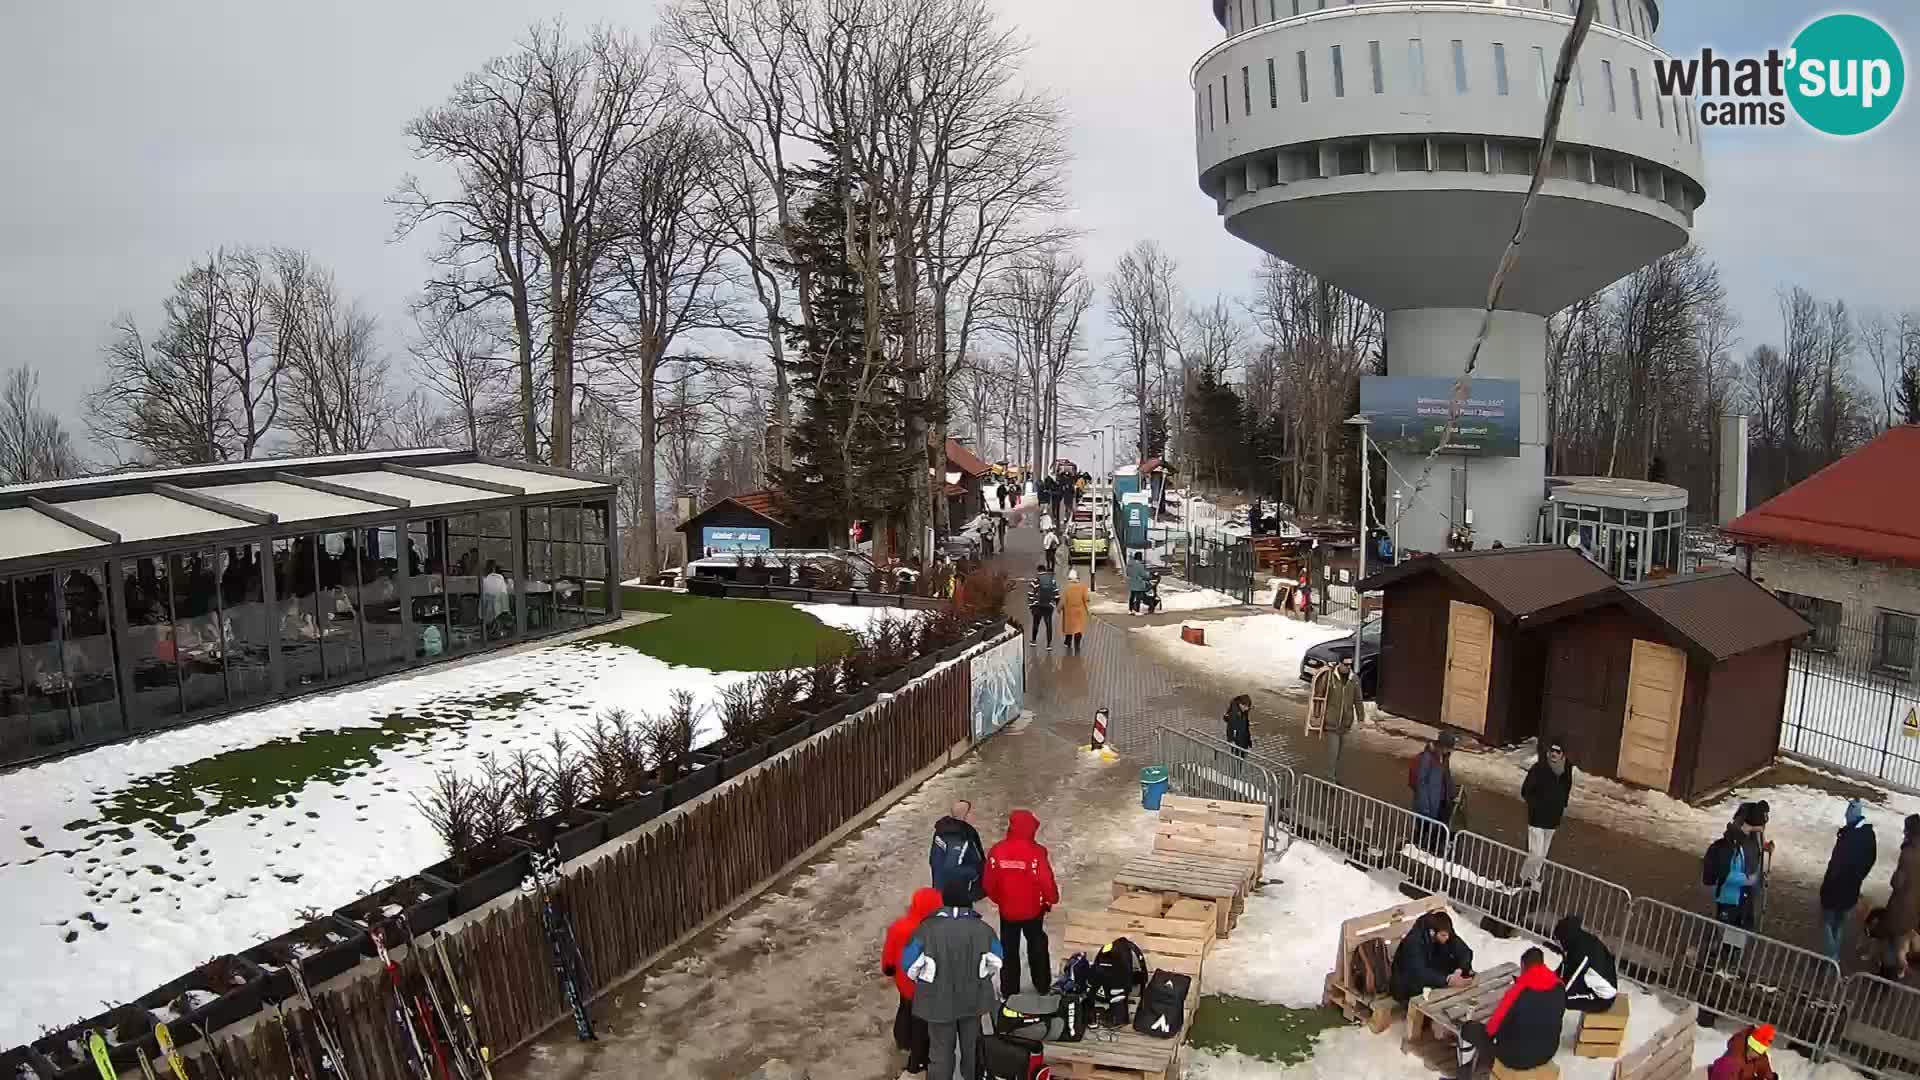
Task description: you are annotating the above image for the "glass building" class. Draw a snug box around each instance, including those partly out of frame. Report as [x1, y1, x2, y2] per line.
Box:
[1542, 475, 1688, 583]
[0, 451, 620, 767]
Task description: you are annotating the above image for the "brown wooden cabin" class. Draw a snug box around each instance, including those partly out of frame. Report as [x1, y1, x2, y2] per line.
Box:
[1358, 546, 1619, 746]
[1541, 568, 1808, 800]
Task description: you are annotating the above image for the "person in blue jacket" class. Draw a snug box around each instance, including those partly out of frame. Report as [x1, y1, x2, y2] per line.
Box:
[1410, 733, 1459, 854]
[1704, 806, 1765, 933]
[929, 799, 986, 902]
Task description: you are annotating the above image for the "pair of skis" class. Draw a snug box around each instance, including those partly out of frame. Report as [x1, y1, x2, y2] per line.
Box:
[371, 916, 494, 1080]
[523, 845, 596, 1042]
[85, 1022, 210, 1080]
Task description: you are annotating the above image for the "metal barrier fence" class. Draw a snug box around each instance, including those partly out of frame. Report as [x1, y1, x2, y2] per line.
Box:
[1617, 896, 1844, 1054]
[1184, 535, 1256, 606]
[1158, 728, 1295, 850]
[1828, 972, 1920, 1079]
[1444, 830, 1636, 948]
[1291, 773, 1455, 896]
[1782, 614, 1920, 790]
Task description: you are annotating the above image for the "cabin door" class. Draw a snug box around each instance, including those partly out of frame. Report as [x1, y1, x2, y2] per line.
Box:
[1440, 600, 1494, 735]
[1617, 638, 1686, 791]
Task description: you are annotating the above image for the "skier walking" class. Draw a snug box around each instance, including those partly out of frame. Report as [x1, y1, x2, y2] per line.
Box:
[1520, 740, 1574, 888]
[1027, 562, 1060, 650]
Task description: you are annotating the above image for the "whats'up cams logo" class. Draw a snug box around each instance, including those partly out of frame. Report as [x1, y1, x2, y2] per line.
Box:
[1652, 13, 1905, 136]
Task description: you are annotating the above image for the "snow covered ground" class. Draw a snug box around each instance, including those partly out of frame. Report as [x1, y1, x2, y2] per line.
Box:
[1189, 841, 1866, 1079]
[793, 603, 918, 634]
[1133, 612, 1350, 698]
[0, 604, 895, 1046]
[1780, 665, 1920, 790]
[1093, 583, 1246, 614]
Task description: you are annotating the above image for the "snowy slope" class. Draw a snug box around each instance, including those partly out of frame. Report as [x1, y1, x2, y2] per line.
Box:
[1133, 613, 1346, 696]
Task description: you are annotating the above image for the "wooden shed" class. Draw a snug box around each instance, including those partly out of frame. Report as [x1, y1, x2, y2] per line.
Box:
[678, 492, 801, 556]
[1358, 546, 1618, 746]
[1541, 569, 1809, 800]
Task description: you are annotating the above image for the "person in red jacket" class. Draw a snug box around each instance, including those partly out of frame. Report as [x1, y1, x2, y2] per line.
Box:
[983, 809, 1061, 997]
[1454, 947, 1565, 1080]
[881, 887, 943, 1074]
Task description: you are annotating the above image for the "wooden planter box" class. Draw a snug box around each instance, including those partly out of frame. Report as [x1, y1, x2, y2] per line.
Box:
[663, 757, 720, 810]
[244, 915, 368, 1002]
[335, 875, 456, 955]
[422, 840, 532, 917]
[133, 954, 268, 1044]
[767, 720, 812, 756]
[590, 789, 664, 842]
[721, 743, 769, 781]
[32, 1005, 156, 1080]
[508, 808, 608, 864]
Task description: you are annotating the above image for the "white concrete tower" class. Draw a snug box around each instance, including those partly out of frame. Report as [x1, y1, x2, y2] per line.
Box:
[1192, 0, 1704, 551]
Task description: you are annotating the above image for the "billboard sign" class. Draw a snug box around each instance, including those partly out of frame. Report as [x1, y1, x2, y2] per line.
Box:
[701, 526, 772, 552]
[1360, 376, 1522, 457]
[971, 634, 1025, 741]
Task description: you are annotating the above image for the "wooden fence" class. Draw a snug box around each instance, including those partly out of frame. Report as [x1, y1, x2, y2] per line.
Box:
[186, 655, 980, 1079]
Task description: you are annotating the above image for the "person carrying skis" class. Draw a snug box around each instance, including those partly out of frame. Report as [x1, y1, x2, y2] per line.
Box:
[902, 879, 1005, 1080]
[1520, 740, 1574, 888]
[983, 810, 1060, 998]
[881, 887, 943, 1073]
[1318, 655, 1364, 784]
[1818, 798, 1876, 964]
[1550, 914, 1619, 1013]
[1704, 807, 1765, 932]
[929, 800, 986, 902]
[1027, 562, 1060, 650]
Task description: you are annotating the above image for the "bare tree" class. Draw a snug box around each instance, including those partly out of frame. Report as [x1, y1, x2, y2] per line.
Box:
[279, 272, 393, 454]
[1862, 310, 1898, 431]
[410, 302, 509, 453]
[0, 368, 84, 482]
[89, 260, 232, 465]
[1107, 240, 1179, 459]
[990, 246, 1093, 472]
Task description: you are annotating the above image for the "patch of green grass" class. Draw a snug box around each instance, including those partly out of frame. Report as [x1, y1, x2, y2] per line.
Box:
[78, 708, 463, 839]
[595, 587, 852, 671]
[1186, 994, 1347, 1066]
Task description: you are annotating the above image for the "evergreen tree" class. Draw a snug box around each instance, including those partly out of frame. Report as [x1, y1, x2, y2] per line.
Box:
[1141, 406, 1170, 459]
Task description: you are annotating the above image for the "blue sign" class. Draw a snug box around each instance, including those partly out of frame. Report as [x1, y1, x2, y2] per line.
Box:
[1361, 376, 1522, 457]
[702, 526, 771, 552]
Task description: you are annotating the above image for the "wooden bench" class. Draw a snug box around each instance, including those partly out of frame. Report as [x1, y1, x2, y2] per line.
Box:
[1156, 795, 1268, 880]
[1573, 996, 1631, 1059]
[1610, 1004, 1695, 1080]
[1404, 961, 1521, 1052]
[1492, 1064, 1560, 1080]
[1112, 853, 1251, 936]
[1322, 895, 1447, 1033]
[1045, 903, 1210, 1080]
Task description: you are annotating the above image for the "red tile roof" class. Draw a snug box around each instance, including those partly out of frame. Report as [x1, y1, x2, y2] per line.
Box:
[946, 438, 991, 477]
[727, 489, 787, 525]
[1725, 425, 1920, 567]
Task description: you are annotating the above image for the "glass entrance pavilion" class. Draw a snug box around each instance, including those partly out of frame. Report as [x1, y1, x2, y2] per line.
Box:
[0, 450, 620, 767]
[1542, 476, 1689, 584]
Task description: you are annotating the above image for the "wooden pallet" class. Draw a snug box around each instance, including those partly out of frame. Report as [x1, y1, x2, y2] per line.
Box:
[1157, 795, 1268, 879]
[1573, 995, 1631, 1059]
[1323, 971, 1401, 1033]
[1404, 962, 1520, 1051]
[1328, 895, 1446, 997]
[1046, 895, 1214, 1080]
[1112, 853, 1250, 936]
[1060, 907, 1213, 978]
[1610, 1004, 1695, 1080]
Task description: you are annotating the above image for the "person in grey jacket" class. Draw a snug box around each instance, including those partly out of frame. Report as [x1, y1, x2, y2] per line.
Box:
[1126, 551, 1153, 614]
[901, 879, 1005, 1080]
[1318, 656, 1365, 783]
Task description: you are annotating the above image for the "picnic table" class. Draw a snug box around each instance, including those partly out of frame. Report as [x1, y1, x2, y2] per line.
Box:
[1404, 961, 1520, 1051]
[1111, 851, 1250, 936]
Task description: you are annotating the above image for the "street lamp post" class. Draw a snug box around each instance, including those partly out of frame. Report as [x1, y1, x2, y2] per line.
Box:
[1345, 415, 1372, 664]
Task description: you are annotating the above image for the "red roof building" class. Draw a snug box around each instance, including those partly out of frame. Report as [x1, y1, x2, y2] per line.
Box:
[1726, 425, 1920, 567]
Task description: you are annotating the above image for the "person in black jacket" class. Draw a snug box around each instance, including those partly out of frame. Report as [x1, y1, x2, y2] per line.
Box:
[1520, 740, 1573, 889]
[1551, 914, 1619, 1013]
[1223, 694, 1253, 759]
[1455, 947, 1564, 1080]
[1026, 563, 1059, 651]
[1390, 911, 1475, 1004]
[1819, 797, 1876, 963]
[929, 800, 986, 902]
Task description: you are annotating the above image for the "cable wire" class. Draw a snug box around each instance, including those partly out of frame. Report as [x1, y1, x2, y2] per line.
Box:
[1394, 0, 1599, 531]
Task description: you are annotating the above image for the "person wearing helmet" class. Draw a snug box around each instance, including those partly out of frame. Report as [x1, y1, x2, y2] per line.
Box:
[1708, 1023, 1777, 1080]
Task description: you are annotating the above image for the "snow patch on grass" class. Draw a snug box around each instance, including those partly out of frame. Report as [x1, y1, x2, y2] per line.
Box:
[793, 603, 919, 635]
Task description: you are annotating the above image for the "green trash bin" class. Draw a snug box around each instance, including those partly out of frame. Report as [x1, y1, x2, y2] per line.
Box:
[1140, 765, 1170, 810]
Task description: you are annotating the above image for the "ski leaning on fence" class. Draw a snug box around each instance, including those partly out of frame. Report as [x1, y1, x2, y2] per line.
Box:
[189, 1024, 228, 1080]
[372, 926, 434, 1080]
[88, 1031, 116, 1080]
[153, 1023, 188, 1080]
[523, 846, 596, 1041]
[434, 931, 493, 1080]
[290, 957, 352, 1080]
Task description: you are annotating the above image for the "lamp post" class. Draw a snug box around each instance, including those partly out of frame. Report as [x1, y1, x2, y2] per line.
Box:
[1345, 415, 1371, 663]
[1390, 488, 1402, 567]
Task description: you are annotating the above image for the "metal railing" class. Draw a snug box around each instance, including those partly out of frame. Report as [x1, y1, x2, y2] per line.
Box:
[1183, 535, 1256, 606]
[1158, 728, 1294, 850]
[1783, 613, 1920, 789]
[1617, 896, 1844, 1054]
[1828, 972, 1920, 1079]
[1444, 830, 1635, 948]
[1291, 773, 1455, 896]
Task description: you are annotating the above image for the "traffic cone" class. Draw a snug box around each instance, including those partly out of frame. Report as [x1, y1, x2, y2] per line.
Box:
[1089, 707, 1109, 751]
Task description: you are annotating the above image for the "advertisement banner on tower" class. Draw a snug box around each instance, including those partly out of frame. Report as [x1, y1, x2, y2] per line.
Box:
[1360, 376, 1522, 457]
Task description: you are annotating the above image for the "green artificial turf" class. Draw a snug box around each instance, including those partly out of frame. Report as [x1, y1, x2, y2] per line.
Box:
[595, 586, 853, 671]
[1185, 994, 1347, 1066]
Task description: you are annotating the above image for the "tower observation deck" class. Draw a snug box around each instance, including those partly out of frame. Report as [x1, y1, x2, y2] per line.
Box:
[1193, 0, 1704, 551]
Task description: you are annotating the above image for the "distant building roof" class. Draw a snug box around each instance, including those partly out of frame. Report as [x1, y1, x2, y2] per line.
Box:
[683, 490, 787, 530]
[1358, 545, 1618, 622]
[1623, 569, 1809, 661]
[1725, 425, 1920, 567]
[945, 438, 991, 478]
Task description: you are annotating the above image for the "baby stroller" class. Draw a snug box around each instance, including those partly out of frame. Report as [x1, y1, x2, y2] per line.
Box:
[1141, 567, 1166, 614]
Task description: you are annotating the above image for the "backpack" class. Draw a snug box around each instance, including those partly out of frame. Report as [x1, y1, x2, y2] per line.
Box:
[1349, 939, 1392, 996]
[1052, 952, 1092, 996]
[978, 1033, 1051, 1080]
[1132, 969, 1192, 1038]
[995, 994, 1063, 1040]
[1089, 937, 1148, 1025]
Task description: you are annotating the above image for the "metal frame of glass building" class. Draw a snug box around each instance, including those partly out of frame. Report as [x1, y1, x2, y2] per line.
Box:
[0, 449, 621, 767]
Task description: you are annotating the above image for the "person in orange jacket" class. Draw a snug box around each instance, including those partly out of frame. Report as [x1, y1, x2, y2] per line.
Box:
[983, 809, 1061, 997]
[1708, 1023, 1778, 1080]
[881, 887, 943, 1074]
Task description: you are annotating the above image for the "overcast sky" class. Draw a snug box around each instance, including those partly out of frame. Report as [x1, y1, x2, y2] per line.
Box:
[2, 0, 1915, 438]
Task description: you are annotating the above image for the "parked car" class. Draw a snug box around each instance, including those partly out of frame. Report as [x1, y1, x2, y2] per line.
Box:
[685, 549, 879, 589]
[1298, 616, 1381, 697]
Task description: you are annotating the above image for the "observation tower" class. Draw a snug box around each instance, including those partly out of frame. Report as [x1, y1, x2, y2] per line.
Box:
[1192, 0, 1705, 551]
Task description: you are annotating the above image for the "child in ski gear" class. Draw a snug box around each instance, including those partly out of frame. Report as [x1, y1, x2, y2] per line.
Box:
[930, 800, 986, 903]
[1521, 740, 1573, 886]
[1455, 946, 1563, 1078]
[1060, 570, 1091, 655]
[1551, 913, 1619, 1012]
[983, 810, 1061, 997]
[1027, 563, 1059, 650]
[1126, 551, 1153, 615]
[1819, 798, 1876, 964]
[1390, 910, 1474, 1004]
[1708, 1023, 1777, 1080]
[902, 879, 1005, 1080]
[1223, 694, 1252, 758]
[882, 887, 944, 1072]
